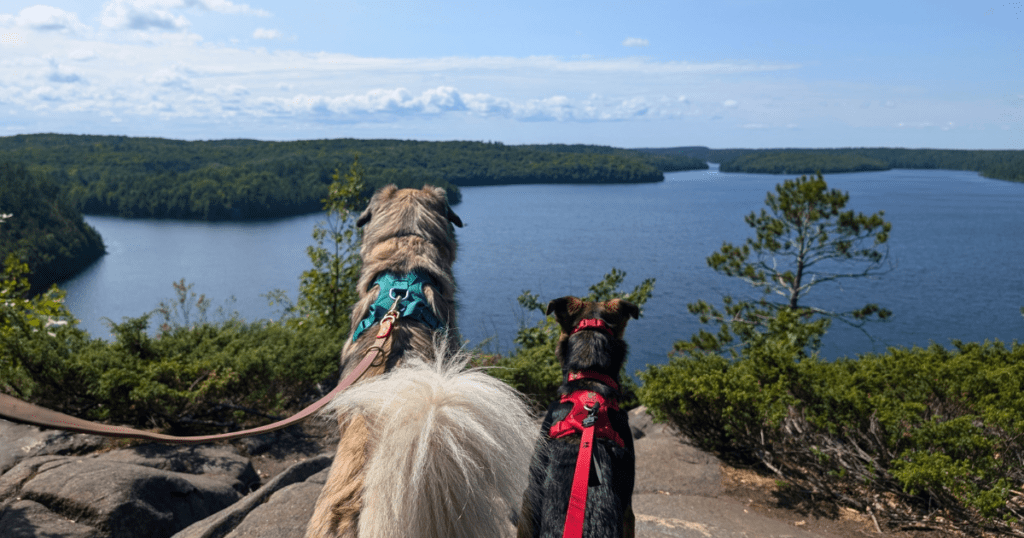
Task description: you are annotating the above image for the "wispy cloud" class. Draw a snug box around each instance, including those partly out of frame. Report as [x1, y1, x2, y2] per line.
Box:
[622, 37, 649, 47]
[100, 0, 269, 31]
[252, 28, 280, 39]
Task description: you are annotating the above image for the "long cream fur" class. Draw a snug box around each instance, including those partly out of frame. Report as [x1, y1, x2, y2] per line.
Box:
[323, 339, 537, 538]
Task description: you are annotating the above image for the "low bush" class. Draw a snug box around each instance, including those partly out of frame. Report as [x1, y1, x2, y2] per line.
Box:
[639, 308, 1024, 534]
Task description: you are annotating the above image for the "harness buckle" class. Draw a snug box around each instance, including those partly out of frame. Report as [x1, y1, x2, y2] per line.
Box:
[582, 402, 600, 428]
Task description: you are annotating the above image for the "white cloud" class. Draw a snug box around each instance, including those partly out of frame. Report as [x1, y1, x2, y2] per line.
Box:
[101, 0, 269, 31]
[69, 49, 96, 61]
[102, 1, 189, 30]
[12, 5, 88, 34]
[723, 99, 738, 108]
[47, 57, 82, 83]
[253, 28, 280, 40]
[622, 37, 649, 47]
[144, 66, 197, 90]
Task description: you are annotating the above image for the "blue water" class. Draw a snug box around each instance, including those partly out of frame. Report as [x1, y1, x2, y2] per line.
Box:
[62, 167, 1024, 377]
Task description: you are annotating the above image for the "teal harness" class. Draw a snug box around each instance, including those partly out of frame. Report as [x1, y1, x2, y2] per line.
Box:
[352, 270, 445, 342]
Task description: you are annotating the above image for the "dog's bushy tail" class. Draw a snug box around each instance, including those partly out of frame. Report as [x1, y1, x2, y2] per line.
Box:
[324, 340, 537, 538]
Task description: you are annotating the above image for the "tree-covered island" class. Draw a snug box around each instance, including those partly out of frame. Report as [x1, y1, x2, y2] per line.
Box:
[638, 146, 1024, 182]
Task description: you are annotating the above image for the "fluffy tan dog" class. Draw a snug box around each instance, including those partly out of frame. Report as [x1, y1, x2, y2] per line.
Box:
[307, 184, 464, 538]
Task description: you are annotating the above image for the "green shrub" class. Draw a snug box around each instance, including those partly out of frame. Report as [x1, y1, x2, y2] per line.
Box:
[67, 316, 343, 433]
[1, 260, 345, 433]
[640, 312, 1024, 531]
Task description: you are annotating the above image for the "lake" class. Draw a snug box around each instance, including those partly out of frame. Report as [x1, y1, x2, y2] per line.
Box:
[62, 166, 1024, 378]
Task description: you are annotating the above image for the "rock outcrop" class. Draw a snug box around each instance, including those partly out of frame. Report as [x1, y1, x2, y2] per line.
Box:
[2, 409, 832, 538]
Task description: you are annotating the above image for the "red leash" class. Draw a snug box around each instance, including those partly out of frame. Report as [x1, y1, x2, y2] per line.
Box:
[551, 370, 625, 538]
[563, 400, 600, 538]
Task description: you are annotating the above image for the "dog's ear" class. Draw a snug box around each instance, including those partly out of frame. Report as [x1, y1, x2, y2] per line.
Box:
[423, 185, 463, 228]
[357, 185, 399, 228]
[547, 296, 583, 333]
[446, 205, 463, 228]
[608, 298, 640, 320]
[356, 206, 372, 228]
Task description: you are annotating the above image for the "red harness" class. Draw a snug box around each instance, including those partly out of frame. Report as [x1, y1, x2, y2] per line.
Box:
[549, 318, 625, 538]
[548, 372, 624, 448]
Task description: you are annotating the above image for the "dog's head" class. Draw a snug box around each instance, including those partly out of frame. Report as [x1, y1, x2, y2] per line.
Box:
[356, 184, 462, 256]
[546, 296, 639, 373]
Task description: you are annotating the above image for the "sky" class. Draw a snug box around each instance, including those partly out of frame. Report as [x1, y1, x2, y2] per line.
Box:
[0, 0, 1021, 149]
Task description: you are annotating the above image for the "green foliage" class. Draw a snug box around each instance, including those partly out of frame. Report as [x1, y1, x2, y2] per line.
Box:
[641, 308, 825, 453]
[155, 278, 213, 332]
[65, 314, 341, 432]
[0, 162, 105, 293]
[485, 268, 654, 411]
[0, 254, 83, 397]
[285, 158, 366, 331]
[641, 314, 1024, 531]
[683, 174, 891, 356]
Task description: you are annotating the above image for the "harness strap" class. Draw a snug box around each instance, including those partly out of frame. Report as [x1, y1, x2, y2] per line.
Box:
[352, 270, 442, 342]
[563, 403, 599, 538]
[567, 370, 619, 392]
[571, 318, 613, 337]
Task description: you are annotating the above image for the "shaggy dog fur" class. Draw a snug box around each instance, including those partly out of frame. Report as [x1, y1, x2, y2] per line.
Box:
[518, 297, 639, 538]
[307, 185, 465, 538]
[320, 343, 536, 538]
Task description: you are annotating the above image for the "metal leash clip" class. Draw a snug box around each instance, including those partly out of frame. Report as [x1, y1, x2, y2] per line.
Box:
[376, 288, 407, 339]
[582, 402, 600, 428]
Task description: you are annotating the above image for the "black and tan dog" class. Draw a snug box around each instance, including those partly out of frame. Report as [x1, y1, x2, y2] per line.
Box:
[518, 296, 639, 538]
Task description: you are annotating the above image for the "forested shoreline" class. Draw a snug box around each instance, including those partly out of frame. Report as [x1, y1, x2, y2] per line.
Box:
[3, 134, 1022, 291]
[0, 134, 706, 221]
[0, 163, 105, 294]
[639, 146, 1024, 181]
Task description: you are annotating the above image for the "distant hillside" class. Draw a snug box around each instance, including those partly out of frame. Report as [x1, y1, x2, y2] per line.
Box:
[0, 135, 698, 221]
[634, 146, 1024, 182]
[0, 162, 105, 293]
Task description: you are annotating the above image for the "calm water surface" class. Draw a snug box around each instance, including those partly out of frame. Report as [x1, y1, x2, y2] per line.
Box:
[63, 167, 1024, 377]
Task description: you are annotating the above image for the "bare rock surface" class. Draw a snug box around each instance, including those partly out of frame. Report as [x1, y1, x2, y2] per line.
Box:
[171, 456, 330, 538]
[0, 419, 261, 538]
[0, 420, 106, 475]
[3, 409, 857, 538]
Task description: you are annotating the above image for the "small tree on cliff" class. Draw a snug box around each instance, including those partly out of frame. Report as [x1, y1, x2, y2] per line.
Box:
[682, 173, 892, 355]
[265, 157, 365, 331]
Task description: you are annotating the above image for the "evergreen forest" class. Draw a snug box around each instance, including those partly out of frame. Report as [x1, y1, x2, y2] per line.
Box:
[0, 163, 105, 293]
[0, 134, 706, 221]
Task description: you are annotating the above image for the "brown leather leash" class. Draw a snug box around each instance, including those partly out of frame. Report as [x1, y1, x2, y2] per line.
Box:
[0, 296, 405, 445]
